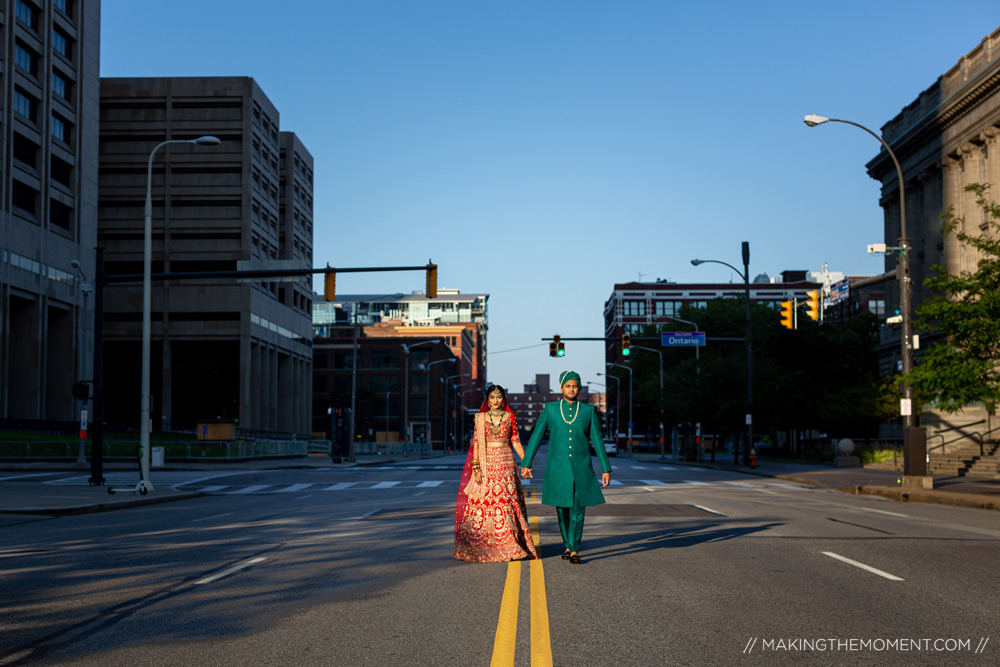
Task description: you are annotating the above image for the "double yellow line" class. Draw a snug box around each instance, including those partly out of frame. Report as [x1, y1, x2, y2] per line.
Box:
[491, 489, 553, 667]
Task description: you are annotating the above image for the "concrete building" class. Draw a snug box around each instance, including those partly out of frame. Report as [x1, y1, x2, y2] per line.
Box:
[0, 0, 101, 424]
[506, 373, 605, 440]
[98, 76, 313, 435]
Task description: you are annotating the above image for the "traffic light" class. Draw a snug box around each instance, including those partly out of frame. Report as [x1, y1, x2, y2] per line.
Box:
[323, 267, 336, 302]
[550, 335, 559, 357]
[805, 290, 821, 321]
[557, 334, 565, 357]
[622, 333, 631, 356]
[426, 262, 438, 299]
[780, 300, 794, 330]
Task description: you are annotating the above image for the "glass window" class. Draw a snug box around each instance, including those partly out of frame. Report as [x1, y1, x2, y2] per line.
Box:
[50, 199, 72, 231]
[53, 27, 69, 57]
[623, 300, 645, 316]
[869, 299, 886, 317]
[15, 44, 36, 75]
[625, 323, 645, 335]
[654, 301, 678, 317]
[409, 349, 430, 369]
[52, 71, 69, 99]
[51, 115, 67, 142]
[14, 90, 35, 120]
[370, 375, 399, 393]
[54, 0, 68, 13]
[688, 301, 708, 309]
[410, 375, 428, 394]
[16, 1, 36, 29]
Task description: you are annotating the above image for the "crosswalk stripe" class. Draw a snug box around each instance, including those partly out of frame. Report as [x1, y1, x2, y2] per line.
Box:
[275, 483, 313, 493]
[323, 482, 357, 490]
[639, 479, 667, 485]
[226, 485, 270, 494]
[609, 479, 624, 486]
[417, 481, 443, 487]
[681, 480, 710, 485]
[371, 481, 401, 489]
[632, 466, 648, 470]
[199, 485, 229, 493]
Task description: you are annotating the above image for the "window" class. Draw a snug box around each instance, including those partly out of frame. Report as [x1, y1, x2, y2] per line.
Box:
[51, 156, 73, 186]
[623, 300, 645, 316]
[50, 200, 72, 231]
[370, 375, 399, 393]
[688, 301, 708, 309]
[52, 71, 69, 100]
[51, 115, 68, 142]
[654, 301, 679, 317]
[868, 299, 886, 317]
[53, 27, 71, 58]
[54, 0, 68, 14]
[16, 0, 36, 30]
[625, 323, 645, 334]
[13, 133, 38, 168]
[12, 181, 38, 219]
[14, 89, 36, 121]
[15, 43, 36, 75]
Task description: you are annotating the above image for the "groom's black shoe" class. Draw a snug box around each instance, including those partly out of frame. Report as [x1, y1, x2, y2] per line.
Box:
[569, 553, 582, 564]
[561, 550, 571, 560]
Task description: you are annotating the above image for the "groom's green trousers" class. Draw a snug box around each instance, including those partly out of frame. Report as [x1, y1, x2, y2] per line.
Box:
[556, 491, 586, 552]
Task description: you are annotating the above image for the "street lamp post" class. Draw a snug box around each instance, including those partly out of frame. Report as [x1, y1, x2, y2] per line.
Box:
[803, 115, 917, 452]
[442, 373, 471, 454]
[422, 358, 456, 455]
[401, 340, 441, 453]
[595, 372, 620, 444]
[630, 345, 665, 459]
[692, 241, 753, 466]
[664, 315, 704, 458]
[141, 136, 220, 490]
[606, 362, 633, 456]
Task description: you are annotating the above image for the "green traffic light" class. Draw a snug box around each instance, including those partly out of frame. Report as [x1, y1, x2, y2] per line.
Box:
[622, 348, 630, 356]
[558, 349, 565, 357]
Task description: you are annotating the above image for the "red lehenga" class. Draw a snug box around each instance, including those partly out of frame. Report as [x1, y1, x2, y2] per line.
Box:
[453, 401, 537, 562]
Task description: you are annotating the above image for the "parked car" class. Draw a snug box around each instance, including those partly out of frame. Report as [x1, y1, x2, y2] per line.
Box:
[603, 438, 618, 457]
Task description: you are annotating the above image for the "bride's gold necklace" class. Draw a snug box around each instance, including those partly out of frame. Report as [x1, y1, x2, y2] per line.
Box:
[488, 410, 504, 428]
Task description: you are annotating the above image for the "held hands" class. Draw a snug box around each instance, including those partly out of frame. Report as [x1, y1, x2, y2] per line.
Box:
[601, 472, 611, 487]
[520, 467, 533, 479]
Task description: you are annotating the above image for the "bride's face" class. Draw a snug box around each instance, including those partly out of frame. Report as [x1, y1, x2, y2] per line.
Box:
[488, 390, 505, 411]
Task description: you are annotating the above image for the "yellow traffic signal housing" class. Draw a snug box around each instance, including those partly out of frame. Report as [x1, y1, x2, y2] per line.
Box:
[426, 263, 438, 299]
[324, 269, 336, 302]
[558, 341, 565, 357]
[805, 290, 821, 321]
[551, 335, 561, 358]
[780, 300, 794, 330]
[622, 333, 631, 356]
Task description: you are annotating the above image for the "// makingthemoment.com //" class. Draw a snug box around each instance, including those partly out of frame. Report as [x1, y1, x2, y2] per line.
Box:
[743, 637, 990, 654]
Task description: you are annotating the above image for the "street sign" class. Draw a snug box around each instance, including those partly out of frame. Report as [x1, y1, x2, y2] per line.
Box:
[661, 332, 706, 347]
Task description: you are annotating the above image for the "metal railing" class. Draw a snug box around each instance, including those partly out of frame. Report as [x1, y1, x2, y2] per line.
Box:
[926, 419, 989, 457]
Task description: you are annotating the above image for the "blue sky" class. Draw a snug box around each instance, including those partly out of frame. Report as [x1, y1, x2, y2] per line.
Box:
[101, 1, 1000, 393]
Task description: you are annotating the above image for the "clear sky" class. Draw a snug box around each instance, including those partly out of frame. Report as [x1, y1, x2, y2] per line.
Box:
[101, 1, 1000, 393]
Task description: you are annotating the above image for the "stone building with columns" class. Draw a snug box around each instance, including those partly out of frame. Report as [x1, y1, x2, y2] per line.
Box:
[867, 26, 1000, 431]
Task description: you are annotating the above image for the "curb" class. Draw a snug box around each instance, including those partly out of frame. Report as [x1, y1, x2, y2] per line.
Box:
[0, 491, 206, 517]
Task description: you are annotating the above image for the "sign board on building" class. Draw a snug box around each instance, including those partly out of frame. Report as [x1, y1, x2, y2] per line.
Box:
[830, 278, 849, 305]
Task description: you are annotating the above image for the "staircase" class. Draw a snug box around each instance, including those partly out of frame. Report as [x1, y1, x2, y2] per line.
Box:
[927, 441, 1000, 478]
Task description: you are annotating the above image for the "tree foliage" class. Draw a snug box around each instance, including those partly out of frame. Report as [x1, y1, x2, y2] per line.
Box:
[910, 183, 1000, 414]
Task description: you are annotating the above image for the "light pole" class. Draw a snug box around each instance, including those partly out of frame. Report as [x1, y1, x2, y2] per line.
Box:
[347, 294, 402, 461]
[665, 315, 705, 461]
[460, 387, 482, 448]
[630, 345, 665, 459]
[70, 260, 92, 466]
[595, 372, 620, 443]
[141, 136, 220, 490]
[421, 358, 456, 455]
[442, 373, 471, 454]
[606, 362, 633, 456]
[692, 241, 752, 466]
[401, 339, 441, 451]
[803, 114, 917, 452]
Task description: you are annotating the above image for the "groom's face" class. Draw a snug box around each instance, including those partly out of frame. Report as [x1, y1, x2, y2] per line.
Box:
[561, 380, 579, 402]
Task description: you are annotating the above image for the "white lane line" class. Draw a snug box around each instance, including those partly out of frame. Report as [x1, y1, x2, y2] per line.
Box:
[640, 479, 667, 485]
[275, 483, 313, 493]
[417, 481, 443, 488]
[227, 485, 271, 495]
[632, 466, 649, 470]
[371, 481, 401, 489]
[858, 507, 910, 518]
[0, 473, 56, 481]
[682, 480, 710, 485]
[609, 479, 624, 486]
[195, 557, 267, 585]
[198, 485, 229, 493]
[323, 482, 357, 490]
[724, 481, 754, 487]
[361, 509, 381, 517]
[693, 505, 726, 516]
[193, 512, 233, 523]
[821, 551, 904, 581]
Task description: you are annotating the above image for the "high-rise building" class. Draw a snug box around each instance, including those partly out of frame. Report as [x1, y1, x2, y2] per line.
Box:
[0, 0, 101, 422]
[98, 76, 313, 435]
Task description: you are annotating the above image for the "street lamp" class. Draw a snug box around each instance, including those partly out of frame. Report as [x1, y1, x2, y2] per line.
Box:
[442, 373, 471, 454]
[401, 339, 441, 451]
[692, 241, 752, 466]
[595, 372, 620, 444]
[141, 136, 220, 490]
[421, 357, 456, 455]
[606, 362, 633, 456]
[803, 114, 916, 442]
[630, 345, 664, 459]
[664, 315, 706, 460]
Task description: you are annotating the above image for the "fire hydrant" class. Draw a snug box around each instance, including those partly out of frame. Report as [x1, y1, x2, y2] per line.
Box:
[749, 447, 757, 469]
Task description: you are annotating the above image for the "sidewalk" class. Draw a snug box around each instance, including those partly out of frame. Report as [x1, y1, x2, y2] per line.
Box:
[0, 453, 401, 517]
[634, 454, 1000, 512]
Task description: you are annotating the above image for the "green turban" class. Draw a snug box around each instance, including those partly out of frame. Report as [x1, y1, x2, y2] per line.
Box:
[559, 370, 581, 387]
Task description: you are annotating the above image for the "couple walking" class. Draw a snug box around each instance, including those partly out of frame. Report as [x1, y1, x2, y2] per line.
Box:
[453, 371, 612, 564]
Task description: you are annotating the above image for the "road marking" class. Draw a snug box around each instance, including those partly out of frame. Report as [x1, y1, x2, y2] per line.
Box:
[198, 485, 229, 493]
[195, 557, 267, 585]
[226, 485, 270, 494]
[724, 481, 754, 487]
[530, 558, 553, 666]
[821, 551, 904, 581]
[858, 507, 910, 518]
[632, 465, 648, 470]
[275, 483, 312, 493]
[417, 480, 443, 487]
[681, 480, 710, 485]
[192, 512, 233, 523]
[639, 479, 667, 485]
[371, 481, 401, 489]
[491, 561, 521, 667]
[361, 509, 381, 518]
[693, 505, 725, 516]
[323, 482, 357, 490]
[0, 473, 55, 481]
[609, 479, 624, 486]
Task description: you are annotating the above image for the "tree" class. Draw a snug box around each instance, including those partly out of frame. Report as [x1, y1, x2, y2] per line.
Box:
[910, 183, 1000, 415]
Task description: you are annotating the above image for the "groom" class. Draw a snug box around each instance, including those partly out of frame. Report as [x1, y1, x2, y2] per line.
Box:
[521, 370, 611, 564]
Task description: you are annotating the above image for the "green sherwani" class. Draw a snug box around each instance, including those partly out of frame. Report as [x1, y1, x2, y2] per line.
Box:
[523, 400, 611, 507]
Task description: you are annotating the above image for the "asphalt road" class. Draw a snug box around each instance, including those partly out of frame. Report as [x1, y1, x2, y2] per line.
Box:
[1, 451, 997, 666]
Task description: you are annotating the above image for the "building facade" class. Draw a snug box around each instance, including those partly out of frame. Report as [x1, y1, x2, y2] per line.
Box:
[0, 0, 100, 423]
[506, 373, 605, 441]
[98, 76, 313, 435]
